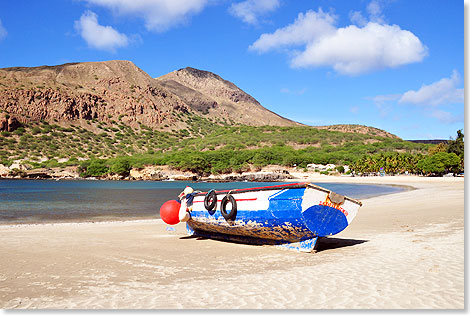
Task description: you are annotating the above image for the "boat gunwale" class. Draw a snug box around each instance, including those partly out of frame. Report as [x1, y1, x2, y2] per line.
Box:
[194, 182, 362, 206]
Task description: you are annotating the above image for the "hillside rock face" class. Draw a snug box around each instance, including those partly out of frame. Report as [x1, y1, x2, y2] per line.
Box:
[0, 61, 298, 129]
[0, 61, 192, 129]
[0, 113, 21, 132]
[157, 67, 301, 127]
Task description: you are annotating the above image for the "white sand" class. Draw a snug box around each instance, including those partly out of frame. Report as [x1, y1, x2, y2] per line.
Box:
[0, 176, 464, 309]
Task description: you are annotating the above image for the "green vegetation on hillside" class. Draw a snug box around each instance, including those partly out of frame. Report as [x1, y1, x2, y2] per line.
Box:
[3, 112, 461, 177]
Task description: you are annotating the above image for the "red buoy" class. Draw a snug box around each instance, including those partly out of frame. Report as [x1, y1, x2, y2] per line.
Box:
[160, 199, 181, 225]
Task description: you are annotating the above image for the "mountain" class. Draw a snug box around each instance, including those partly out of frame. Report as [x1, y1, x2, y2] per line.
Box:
[0, 60, 398, 138]
[156, 67, 301, 127]
[0, 60, 300, 130]
[0, 60, 189, 130]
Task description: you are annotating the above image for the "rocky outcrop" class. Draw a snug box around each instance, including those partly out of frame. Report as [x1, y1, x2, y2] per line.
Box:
[0, 113, 21, 132]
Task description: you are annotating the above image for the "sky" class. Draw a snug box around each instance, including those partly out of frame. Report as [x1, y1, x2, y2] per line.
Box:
[0, 0, 465, 140]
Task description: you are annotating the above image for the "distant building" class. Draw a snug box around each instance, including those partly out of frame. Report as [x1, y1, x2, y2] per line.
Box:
[307, 163, 337, 172]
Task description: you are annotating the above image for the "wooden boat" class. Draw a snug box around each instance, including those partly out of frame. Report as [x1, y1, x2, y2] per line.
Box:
[182, 182, 362, 253]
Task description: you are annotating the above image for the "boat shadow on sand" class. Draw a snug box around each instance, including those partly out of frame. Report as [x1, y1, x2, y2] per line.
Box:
[179, 235, 368, 253]
[314, 237, 368, 252]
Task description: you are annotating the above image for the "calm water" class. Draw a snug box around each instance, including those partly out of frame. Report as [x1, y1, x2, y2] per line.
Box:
[0, 179, 405, 224]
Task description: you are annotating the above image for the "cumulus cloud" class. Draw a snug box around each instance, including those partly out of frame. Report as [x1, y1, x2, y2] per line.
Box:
[229, 0, 280, 25]
[82, 0, 209, 32]
[249, 9, 337, 53]
[371, 71, 464, 124]
[75, 11, 128, 52]
[0, 19, 7, 40]
[250, 4, 428, 75]
[399, 70, 464, 106]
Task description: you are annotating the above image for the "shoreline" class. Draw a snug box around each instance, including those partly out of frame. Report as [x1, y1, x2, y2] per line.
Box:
[0, 176, 416, 227]
[2, 163, 463, 182]
[0, 176, 464, 309]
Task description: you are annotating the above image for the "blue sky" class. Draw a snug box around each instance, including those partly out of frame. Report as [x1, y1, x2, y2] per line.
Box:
[0, 0, 464, 140]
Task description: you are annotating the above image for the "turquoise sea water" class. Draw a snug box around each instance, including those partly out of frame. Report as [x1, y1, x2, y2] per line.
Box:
[0, 180, 405, 224]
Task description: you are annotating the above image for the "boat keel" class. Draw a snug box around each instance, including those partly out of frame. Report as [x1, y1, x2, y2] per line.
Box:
[186, 223, 319, 253]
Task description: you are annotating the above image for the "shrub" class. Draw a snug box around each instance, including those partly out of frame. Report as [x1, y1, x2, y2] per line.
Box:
[79, 159, 109, 177]
[109, 157, 131, 176]
[31, 126, 42, 135]
[336, 165, 345, 174]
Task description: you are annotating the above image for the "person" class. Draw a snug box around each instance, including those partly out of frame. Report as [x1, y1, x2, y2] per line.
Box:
[178, 186, 198, 222]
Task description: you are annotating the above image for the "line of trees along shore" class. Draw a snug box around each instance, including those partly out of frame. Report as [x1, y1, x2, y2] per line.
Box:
[351, 130, 464, 176]
[77, 130, 464, 178]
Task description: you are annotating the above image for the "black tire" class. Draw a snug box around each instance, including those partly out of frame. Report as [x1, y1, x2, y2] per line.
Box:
[204, 190, 217, 211]
[221, 195, 237, 221]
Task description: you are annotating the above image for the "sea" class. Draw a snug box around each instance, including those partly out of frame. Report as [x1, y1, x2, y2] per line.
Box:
[0, 179, 405, 225]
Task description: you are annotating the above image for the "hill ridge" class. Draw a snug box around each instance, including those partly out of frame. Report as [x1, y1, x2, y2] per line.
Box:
[0, 60, 397, 139]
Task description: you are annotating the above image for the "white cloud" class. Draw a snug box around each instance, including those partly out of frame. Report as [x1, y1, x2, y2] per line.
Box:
[82, 0, 209, 32]
[366, 0, 385, 24]
[0, 19, 7, 41]
[293, 22, 427, 75]
[75, 11, 128, 52]
[350, 0, 385, 26]
[349, 11, 367, 27]
[249, 9, 337, 53]
[229, 0, 280, 25]
[371, 71, 464, 124]
[399, 70, 464, 106]
[250, 6, 427, 75]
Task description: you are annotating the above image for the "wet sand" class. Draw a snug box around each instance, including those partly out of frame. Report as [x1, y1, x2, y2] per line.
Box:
[0, 176, 464, 309]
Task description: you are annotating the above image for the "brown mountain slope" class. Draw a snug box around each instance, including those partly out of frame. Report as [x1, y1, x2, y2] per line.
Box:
[0, 60, 190, 129]
[0, 60, 398, 139]
[0, 61, 300, 130]
[156, 67, 302, 127]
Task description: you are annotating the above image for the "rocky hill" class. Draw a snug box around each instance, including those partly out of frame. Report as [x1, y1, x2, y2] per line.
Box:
[0, 61, 190, 130]
[315, 124, 399, 139]
[0, 60, 299, 131]
[0, 60, 398, 139]
[156, 67, 301, 127]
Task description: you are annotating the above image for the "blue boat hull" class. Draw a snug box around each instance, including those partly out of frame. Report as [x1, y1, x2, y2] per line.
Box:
[183, 183, 362, 252]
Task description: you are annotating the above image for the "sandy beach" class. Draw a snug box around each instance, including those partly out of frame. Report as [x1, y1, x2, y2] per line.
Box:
[0, 175, 464, 309]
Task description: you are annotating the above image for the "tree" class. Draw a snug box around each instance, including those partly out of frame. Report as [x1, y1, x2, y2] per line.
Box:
[417, 152, 461, 176]
[447, 129, 464, 170]
[428, 142, 448, 155]
[109, 157, 131, 176]
[79, 159, 109, 177]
